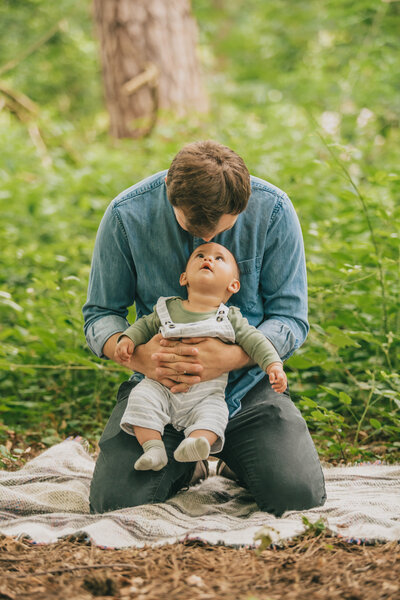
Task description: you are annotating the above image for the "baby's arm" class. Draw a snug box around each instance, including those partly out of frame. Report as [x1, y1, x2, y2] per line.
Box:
[229, 307, 287, 393]
[266, 362, 287, 393]
[114, 309, 161, 366]
[115, 336, 136, 364]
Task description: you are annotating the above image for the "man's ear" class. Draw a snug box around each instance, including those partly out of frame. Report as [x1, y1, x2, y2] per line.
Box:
[227, 279, 240, 294]
[179, 272, 188, 287]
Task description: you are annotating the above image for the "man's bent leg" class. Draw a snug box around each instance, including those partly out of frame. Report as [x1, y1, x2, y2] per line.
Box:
[89, 381, 195, 513]
[215, 378, 326, 517]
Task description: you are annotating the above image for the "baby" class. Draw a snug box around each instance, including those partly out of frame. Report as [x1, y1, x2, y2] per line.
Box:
[115, 243, 287, 471]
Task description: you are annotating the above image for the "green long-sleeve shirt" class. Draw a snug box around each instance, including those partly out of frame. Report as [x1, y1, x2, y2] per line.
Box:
[122, 297, 281, 371]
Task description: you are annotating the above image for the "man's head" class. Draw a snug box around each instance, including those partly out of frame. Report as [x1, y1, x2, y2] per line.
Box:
[180, 242, 240, 303]
[166, 140, 251, 240]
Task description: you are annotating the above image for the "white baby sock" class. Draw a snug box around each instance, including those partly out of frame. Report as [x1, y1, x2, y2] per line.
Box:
[174, 437, 211, 462]
[134, 439, 168, 471]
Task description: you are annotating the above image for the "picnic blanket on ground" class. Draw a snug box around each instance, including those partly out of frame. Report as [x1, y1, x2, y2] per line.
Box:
[0, 439, 399, 548]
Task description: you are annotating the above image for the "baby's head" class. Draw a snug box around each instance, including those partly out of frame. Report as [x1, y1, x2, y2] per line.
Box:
[180, 243, 240, 303]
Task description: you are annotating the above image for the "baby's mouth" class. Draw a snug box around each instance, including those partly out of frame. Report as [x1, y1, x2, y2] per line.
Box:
[201, 264, 213, 272]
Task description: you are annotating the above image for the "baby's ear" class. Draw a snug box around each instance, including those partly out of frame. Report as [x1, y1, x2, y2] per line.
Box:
[179, 272, 188, 287]
[228, 279, 240, 294]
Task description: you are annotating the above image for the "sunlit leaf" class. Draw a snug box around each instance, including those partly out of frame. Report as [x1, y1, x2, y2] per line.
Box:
[339, 392, 352, 405]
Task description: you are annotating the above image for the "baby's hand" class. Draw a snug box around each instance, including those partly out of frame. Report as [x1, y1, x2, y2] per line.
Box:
[115, 336, 135, 364]
[266, 362, 287, 394]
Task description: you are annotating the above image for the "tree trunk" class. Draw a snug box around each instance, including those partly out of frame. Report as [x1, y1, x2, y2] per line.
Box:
[93, 0, 208, 138]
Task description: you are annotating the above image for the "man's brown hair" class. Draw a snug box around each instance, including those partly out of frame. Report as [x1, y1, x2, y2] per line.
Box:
[166, 140, 251, 237]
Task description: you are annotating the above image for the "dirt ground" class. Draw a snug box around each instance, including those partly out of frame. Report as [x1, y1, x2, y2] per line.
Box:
[0, 534, 399, 600]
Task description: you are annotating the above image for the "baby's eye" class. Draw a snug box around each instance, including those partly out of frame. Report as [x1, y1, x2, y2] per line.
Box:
[216, 256, 224, 261]
[197, 253, 204, 258]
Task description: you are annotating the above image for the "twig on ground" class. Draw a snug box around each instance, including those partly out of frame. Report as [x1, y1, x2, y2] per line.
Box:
[6, 562, 138, 578]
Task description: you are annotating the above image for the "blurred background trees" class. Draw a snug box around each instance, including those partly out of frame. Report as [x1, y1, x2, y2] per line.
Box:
[0, 0, 399, 461]
[93, 0, 207, 138]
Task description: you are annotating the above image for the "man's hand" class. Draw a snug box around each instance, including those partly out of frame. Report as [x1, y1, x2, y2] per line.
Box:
[152, 337, 252, 393]
[104, 332, 202, 388]
[266, 362, 287, 393]
[132, 333, 202, 391]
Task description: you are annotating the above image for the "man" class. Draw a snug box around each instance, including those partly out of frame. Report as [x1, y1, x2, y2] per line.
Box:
[83, 140, 326, 515]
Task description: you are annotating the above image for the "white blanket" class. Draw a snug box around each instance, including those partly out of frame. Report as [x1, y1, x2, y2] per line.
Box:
[0, 439, 399, 548]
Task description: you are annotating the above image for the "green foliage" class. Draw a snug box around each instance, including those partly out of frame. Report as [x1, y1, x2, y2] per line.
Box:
[0, 443, 24, 467]
[0, 0, 101, 119]
[254, 517, 327, 553]
[300, 516, 328, 538]
[0, 0, 399, 457]
[254, 525, 281, 553]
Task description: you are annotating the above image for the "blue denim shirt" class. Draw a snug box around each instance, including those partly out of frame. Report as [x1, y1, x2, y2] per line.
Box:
[83, 170, 309, 416]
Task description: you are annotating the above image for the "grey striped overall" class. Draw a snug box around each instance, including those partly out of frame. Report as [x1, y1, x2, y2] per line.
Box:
[120, 297, 236, 453]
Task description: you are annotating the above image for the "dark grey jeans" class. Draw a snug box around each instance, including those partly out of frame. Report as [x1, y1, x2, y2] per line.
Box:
[89, 378, 326, 516]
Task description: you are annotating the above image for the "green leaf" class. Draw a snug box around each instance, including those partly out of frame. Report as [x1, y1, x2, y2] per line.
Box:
[369, 419, 382, 430]
[286, 355, 313, 369]
[300, 397, 318, 408]
[325, 326, 361, 349]
[319, 386, 339, 398]
[311, 410, 325, 419]
[339, 392, 352, 405]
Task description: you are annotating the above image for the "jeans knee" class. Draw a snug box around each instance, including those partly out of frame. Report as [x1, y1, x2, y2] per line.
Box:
[254, 465, 326, 516]
[89, 473, 168, 513]
[258, 396, 307, 426]
[89, 446, 194, 513]
[238, 402, 326, 516]
[89, 486, 130, 514]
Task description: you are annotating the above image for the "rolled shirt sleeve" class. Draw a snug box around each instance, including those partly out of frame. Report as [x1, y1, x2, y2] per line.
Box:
[83, 203, 136, 358]
[257, 194, 309, 361]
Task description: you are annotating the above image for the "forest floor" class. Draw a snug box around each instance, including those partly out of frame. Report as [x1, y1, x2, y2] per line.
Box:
[1, 435, 399, 600]
[0, 534, 399, 600]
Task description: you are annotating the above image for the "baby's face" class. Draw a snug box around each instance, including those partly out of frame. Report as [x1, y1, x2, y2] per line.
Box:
[181, 243, 240, 299]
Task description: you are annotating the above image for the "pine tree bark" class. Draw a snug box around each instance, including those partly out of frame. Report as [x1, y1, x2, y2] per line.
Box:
[93, 0, 208, 138]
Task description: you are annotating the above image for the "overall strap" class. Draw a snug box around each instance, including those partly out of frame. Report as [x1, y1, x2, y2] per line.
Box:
[215, 303, 230, 322]
[155, 297, 177, 331]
